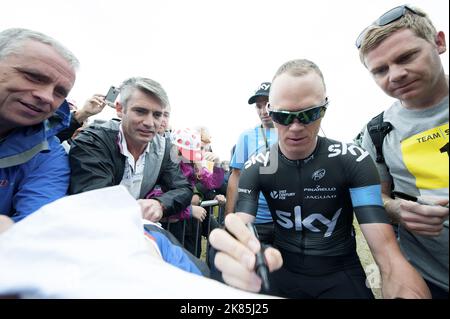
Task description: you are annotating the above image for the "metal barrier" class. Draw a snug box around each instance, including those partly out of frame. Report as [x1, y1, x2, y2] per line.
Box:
[163, 200, 225, 265]
[199, 200, 225, 265]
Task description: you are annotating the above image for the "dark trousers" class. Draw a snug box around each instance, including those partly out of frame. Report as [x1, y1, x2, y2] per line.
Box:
[425, 279, 449, 299]
[269, 250, 374, 299]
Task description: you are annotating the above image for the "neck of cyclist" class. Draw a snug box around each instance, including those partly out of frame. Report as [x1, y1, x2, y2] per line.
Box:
[279, 135, 318, 161]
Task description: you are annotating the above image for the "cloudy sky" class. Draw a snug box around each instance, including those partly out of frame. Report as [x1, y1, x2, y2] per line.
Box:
[2, 0, 448, 160]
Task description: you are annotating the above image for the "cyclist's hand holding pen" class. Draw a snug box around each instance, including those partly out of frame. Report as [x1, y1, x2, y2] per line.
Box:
[389, 191, 449, 236]
[246, 223, 270, 293]
[209, 213, 283, 294]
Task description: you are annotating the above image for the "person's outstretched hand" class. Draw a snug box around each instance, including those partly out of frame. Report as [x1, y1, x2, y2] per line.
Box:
[73, 94, 107, 124]
[209, 213, 282, 292]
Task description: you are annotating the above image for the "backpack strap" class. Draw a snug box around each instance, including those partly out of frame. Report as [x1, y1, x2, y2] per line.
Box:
[367, 111, 393, 163]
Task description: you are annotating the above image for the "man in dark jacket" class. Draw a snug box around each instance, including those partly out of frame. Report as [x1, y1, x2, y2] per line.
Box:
[69, 77, 192, 222]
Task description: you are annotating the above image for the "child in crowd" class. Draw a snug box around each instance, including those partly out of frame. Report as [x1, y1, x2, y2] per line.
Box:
[170, 128, 224, 257]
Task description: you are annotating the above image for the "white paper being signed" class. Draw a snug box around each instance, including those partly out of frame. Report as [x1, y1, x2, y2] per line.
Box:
[0, 186, 275, 299]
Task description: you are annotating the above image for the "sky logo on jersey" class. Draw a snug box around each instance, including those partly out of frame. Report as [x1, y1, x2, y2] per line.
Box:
[270, 190, 295, 200]
[328, 143, 369, 162]
[244, 152, 270, 169]
[275, 206, 342, 237]
[312, 169, 326, 181]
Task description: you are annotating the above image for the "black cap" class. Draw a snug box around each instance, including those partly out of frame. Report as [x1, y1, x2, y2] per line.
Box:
[248, 82, 271, 105]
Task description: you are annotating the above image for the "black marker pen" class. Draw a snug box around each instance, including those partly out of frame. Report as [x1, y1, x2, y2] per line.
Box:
[393, 191, 449, 208]
[246, 223, 270, 293]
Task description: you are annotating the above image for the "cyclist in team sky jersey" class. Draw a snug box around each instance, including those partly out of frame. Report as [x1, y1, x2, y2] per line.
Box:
[209, 59, 431, 299]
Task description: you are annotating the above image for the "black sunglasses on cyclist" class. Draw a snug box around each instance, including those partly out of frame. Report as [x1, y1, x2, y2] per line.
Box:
[355, 5, 424, 49]
[268, 98, 328, 126]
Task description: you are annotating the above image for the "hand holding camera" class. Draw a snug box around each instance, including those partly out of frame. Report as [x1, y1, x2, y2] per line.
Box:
[73, 94, 107, 124]
[104, 86, 120, 108]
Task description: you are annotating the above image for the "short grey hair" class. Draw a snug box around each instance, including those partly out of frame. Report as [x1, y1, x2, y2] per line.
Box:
[119, 77, 170, 110]
[0, 28, 79, 69]
[272, 59, 326, 92]
[359, 6, 437, 65]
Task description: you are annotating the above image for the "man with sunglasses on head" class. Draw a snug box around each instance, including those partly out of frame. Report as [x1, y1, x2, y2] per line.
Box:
[209, 59, 430, 299]
[356, 5, 449, 299]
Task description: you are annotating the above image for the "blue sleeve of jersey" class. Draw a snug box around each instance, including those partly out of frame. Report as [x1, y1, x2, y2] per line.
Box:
[230, 131, 249, 170]
[349, 185, 383, 207]
[147, 230, 203, 276]
[342, 143, 390, 224]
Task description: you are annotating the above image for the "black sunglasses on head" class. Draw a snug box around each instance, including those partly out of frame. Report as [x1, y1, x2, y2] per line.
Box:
[355, 4, 424, 49]
[268, 98, 328, 126]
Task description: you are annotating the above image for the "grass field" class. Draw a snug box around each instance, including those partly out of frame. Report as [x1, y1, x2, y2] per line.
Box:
[354, 219, 382, 299]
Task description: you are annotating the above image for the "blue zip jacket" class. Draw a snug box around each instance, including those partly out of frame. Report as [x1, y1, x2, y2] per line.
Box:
[144, 224, 210, 277]
[0, 101, 71, 222]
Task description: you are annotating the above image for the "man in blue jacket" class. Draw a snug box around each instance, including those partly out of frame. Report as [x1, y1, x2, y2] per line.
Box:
[225, 82, 277, 244]
[0, 28, 78, 221]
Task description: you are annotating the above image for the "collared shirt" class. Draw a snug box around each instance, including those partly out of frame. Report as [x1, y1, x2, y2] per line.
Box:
[118, 124, 150, 199]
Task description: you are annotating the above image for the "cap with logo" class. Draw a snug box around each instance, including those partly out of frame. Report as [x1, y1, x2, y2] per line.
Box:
[170, 128, 203, 162]
[248, 82, 271, 105]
